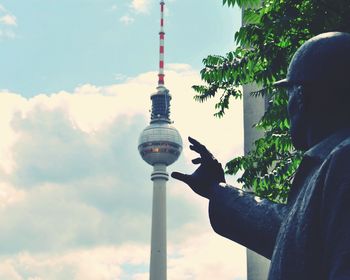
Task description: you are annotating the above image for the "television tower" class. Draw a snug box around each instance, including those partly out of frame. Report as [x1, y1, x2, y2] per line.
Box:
[138, 1, 182, 279]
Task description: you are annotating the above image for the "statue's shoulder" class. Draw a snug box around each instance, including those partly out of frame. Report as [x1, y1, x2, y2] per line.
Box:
[330, 136, 350, 158]
[324, 134, 350, 180]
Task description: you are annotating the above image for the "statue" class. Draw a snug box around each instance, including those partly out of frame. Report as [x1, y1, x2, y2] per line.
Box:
[172, 32, 350, 279]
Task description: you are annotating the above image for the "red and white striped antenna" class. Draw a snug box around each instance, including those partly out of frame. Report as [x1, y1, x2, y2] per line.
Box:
[158, 0, 165, 86]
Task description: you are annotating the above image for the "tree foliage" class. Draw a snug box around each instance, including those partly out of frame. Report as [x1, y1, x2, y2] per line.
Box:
[194, 0, 350, 202]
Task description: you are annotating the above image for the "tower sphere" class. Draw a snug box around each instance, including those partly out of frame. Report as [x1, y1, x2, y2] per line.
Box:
[138, 122, 182, 166]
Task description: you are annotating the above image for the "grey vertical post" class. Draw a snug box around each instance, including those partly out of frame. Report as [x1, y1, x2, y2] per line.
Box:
[241, 5, 270, 279]
[243, 86, 271, 280]
[242, 1, 270, 280]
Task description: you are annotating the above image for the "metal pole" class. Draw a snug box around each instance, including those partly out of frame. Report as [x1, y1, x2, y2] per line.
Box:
[158, 1, 166, 86]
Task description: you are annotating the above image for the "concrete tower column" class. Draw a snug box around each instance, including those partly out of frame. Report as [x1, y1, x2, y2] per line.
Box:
[149, 164, 168, 280]
[241, 2, 271, 278]
[243, 86, 271, 280]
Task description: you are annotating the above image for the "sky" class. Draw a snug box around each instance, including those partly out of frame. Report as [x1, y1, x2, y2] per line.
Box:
[0, 1, 246, 279]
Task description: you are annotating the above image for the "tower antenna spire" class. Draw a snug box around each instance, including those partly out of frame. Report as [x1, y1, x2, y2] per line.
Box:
[158, 0, 165, 86]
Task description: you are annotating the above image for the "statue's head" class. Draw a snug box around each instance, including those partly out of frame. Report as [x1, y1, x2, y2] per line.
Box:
[275, 32, 350, 150]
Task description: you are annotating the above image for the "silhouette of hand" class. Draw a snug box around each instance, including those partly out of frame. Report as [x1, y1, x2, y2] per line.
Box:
[171, 137, 226, 199]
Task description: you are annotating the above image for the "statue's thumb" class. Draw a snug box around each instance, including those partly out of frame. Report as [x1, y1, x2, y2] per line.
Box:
[171, 172, 191, 185]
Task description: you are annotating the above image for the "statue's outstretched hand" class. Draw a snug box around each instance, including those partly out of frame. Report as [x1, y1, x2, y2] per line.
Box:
[171, 137, 226, 199]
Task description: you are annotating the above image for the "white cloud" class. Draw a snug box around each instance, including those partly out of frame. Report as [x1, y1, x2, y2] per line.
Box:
[119, 15, 135, 25]
[168, 233, 246, 280]
[0, 92, 27, 174]
[130, 0, 151, 14]
[166, 63, 192, 72]
[0, 234, 245, 280]
[0, 5, 17, 39]
[0, 14, 17, 26]
[0, 245, 146, 279]
[0, 28, 15, 39]
[0, 64, 245, 279]
[0, 183, 26, 208]
[114, 73, 127, 81]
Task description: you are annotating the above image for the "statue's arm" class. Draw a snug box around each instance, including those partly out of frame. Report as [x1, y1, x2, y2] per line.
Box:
[171, 137, 284, 259]
[209, 185, 285, 259]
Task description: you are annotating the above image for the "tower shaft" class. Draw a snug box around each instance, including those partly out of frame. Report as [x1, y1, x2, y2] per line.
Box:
[150, 164, 168, 280]
[158, 0, 165, 86]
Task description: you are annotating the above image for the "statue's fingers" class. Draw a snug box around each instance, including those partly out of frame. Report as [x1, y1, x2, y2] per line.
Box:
[171, 172, 192, 185]
[189, 144, 203, 156]
[192, 158, 202, 164]
[190, 145, 213, 162]
[188, 136, 203, 146]
[188, 137, 206, 152]
[212, 159, 223, 170]
[188, 137, 211, 158]
[189, 144, 196, 151]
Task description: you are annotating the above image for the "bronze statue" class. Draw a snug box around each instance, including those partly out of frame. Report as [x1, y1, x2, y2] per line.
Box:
[172, 32, 350, 279]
